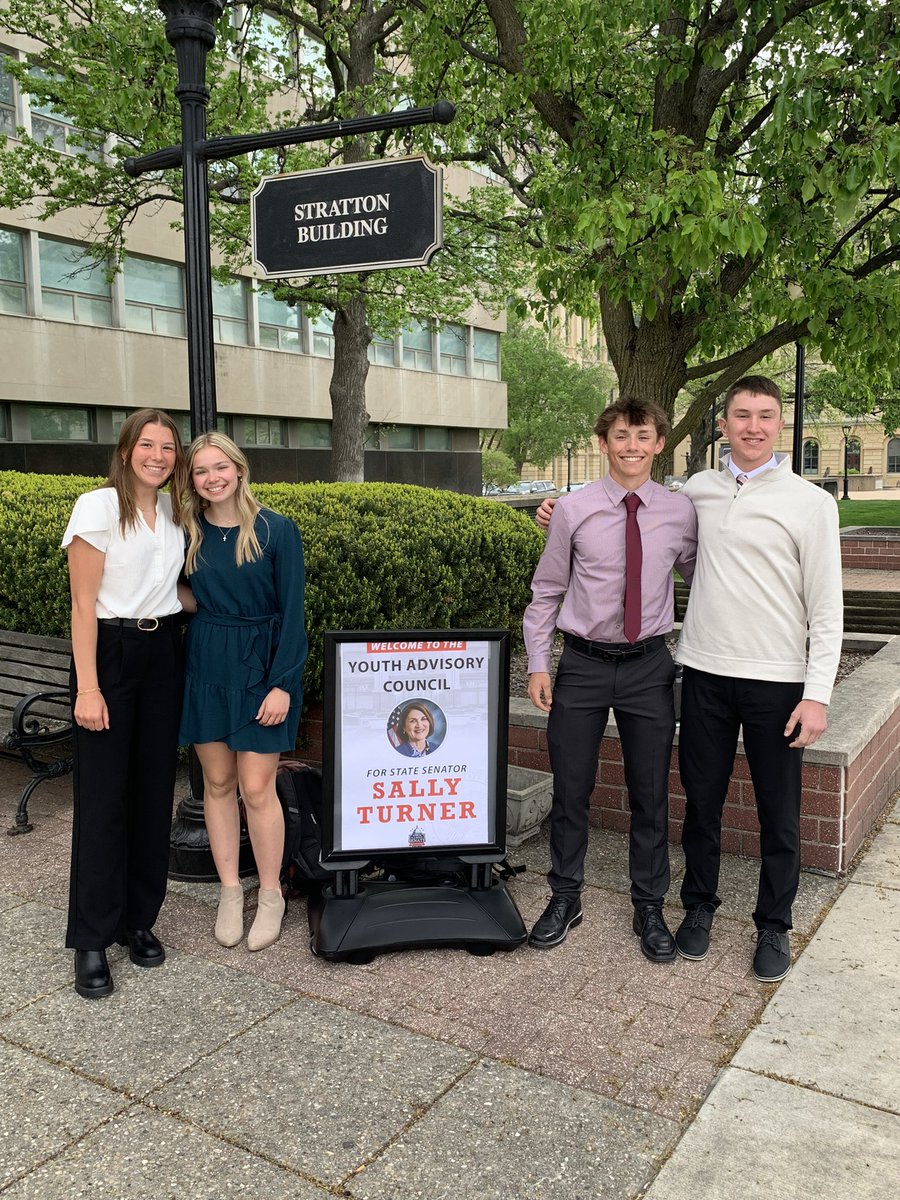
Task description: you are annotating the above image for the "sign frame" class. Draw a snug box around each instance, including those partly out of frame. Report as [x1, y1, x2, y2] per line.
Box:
[320, 629, 511, 867]
[251, 155, 443, 280]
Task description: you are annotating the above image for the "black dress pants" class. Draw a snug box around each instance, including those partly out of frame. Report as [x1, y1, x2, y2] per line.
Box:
[546, 640, 676, 906]
[678, 666, 804, 932]
[66, 621, 183, 950]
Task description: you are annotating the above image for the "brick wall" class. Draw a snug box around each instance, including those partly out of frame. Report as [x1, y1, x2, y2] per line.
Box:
[840, 535, 900, 571]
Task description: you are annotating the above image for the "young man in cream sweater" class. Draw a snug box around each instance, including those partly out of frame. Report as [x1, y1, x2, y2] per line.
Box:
[536, 376, 843, 982]
[674, 375, 842, 982]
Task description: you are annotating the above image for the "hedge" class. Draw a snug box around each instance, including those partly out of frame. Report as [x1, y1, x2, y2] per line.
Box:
[0, 471, 544, 705]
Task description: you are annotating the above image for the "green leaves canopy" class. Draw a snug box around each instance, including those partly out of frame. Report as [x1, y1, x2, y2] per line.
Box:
[404, 0, 900, 449]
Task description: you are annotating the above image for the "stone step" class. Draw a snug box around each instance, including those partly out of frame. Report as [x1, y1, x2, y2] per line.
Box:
[673, 583, 900, 634]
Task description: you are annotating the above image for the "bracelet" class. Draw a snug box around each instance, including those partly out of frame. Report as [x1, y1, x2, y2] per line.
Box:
[77, 687, 102, 696]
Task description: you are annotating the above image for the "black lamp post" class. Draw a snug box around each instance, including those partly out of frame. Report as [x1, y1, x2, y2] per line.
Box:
[564, 438, 573, 491]
[841, 423, 853, 501]
[791, 342, 806, 475]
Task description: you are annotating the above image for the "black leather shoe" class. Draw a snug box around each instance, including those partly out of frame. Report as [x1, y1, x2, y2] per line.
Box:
[74, 950, 114, 999]
[675, 904, 716, 961]
[119, 929, 166, 968]
[528, 895, 583, 949]
[753, 929, 791, 982]
[633, 905, 676, 962]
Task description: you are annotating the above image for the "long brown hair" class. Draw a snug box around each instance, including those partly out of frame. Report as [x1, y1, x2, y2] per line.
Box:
[183, 432, 265, 575]
[104, 409, 187, 533]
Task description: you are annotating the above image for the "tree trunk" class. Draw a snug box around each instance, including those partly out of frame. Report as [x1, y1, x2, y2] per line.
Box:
[329, 294, 371, 482]
[685, 404, 720, 476]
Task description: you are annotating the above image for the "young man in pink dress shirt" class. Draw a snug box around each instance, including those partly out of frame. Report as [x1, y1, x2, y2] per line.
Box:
[523, 397, 697, 959]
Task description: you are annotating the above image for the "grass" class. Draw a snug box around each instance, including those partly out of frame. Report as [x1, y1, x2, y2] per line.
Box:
[837, 499, 900, 528]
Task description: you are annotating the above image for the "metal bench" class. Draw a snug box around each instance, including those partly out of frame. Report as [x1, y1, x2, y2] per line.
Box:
[1, 629, 73, 835]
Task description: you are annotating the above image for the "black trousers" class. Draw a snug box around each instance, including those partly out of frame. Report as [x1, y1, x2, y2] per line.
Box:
[546, 640, 676, 906]
[66, 622, 183, 950]
[678, 666, 804, 932]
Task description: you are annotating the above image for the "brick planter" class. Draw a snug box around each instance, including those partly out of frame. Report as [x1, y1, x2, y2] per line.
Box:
[841, 527, 900, 571]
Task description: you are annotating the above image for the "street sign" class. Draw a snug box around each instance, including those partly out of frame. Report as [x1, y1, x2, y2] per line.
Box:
[251, 156, 443, 279]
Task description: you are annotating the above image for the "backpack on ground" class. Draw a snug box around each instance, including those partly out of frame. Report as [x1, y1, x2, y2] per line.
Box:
[276, 760, 332, 897]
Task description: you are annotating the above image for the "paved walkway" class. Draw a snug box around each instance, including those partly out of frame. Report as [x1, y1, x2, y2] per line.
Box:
[0, 761, 897, 1197]
[843, 568, 900, 592]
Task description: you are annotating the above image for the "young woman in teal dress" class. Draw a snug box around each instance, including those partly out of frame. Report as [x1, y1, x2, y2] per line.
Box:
[180, 433, 307, 951]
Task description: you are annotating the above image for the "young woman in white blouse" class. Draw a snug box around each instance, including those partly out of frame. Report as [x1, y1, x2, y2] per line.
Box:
[62, 409, 192, 1000]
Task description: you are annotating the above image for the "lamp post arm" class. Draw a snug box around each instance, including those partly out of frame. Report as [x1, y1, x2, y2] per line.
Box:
[124, 103, 456, 178]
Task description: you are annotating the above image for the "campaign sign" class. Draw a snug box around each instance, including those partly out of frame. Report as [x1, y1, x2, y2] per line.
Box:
[251, 156, 443, 280]
[321, 630, 510, 862]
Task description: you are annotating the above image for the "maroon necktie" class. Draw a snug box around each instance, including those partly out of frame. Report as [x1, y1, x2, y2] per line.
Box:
[624, 493, 642, 644]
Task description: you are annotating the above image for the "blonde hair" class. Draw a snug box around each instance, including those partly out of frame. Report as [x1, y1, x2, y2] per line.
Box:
[183, 432, 266, 575]
[104, 409, 187, 534]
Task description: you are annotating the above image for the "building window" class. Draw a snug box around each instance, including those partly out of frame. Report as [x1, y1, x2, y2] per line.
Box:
[38, 236, 113, 325]
[26, 68, 101, 160]
[243, 417, 286, 446]
[386, 425, 416, 450]
[124, 255, 186, 336]
[297, 420, 331, 448]
[888, 438, 900, 474]
[258, 291, 303, 352]
[368, 331, 396, 366]
[212, 277, 248, 345]
[0, 226, 26, 314]
[401, 318, 433, 371]
[112, 408, 227, 441]
[439, 323, 467, 376]
[846, 437, 861, 473]
[717, 441, 731, 467]
[0, 403, 9, 439]
[29, 404, 92, 441]
[472, 328, 500, 379]
[0, 55, 16, 138]
[802, 439, 819, 475]
[423, 427, 451, 451]
[311, 309, 334, 357]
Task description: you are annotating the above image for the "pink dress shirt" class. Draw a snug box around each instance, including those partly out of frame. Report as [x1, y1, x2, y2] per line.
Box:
[523, 476, 698, 674]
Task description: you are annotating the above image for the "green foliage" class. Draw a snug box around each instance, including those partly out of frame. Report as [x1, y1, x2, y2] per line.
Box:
[0, 470, 87, 636]
[807, 369, 900, 436]
[497, 321, 613, 471]
[480, 448, 518, 488]
[404, 0, 900, 446]
[0, 472, 544, 705]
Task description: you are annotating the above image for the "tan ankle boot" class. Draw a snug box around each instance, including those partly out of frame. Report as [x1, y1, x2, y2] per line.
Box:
[247, 888, 285, 952]
[215, 884, 245, 947]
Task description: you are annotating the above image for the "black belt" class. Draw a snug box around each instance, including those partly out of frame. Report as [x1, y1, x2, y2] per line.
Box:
[98, 615, 182, 632]
[563, 632, 665, 662]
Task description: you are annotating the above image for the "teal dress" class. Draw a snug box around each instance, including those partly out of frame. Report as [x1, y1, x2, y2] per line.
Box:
[179, 509, 307, 752]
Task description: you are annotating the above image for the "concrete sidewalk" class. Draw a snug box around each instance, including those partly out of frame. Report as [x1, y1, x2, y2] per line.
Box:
[0, 757, 896, 1199]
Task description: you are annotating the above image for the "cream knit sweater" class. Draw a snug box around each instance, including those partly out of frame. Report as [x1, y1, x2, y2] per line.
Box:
[676, 456, 843, 704]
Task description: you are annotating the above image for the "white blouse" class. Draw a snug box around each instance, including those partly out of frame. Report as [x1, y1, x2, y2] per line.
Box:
[61, 488, 184, 619]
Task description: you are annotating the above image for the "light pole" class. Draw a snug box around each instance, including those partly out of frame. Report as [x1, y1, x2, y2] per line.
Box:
[842, 423, 853, 501]
[791, 342, 806, 475]
[564, 438, 573, 491]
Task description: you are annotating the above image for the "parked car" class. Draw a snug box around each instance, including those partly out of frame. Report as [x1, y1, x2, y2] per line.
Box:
[481, 483, 503, 496]
[527, 480, 558, 494]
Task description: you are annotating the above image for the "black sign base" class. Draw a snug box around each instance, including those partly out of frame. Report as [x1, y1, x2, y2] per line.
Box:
[308, 880, 527, 963]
